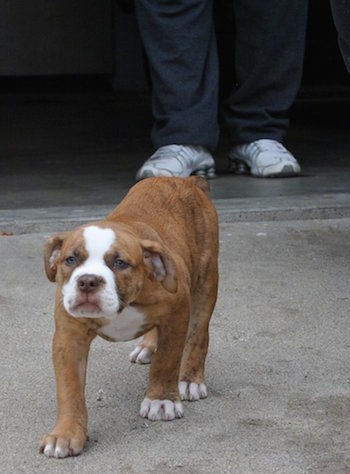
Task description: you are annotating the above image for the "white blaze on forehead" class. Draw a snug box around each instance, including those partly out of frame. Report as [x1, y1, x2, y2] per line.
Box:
[84, 225, 116, 259]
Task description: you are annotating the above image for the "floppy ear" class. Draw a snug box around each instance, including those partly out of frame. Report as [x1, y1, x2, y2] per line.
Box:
[141, 239, 178, 293]
[44, 233, 68, 282]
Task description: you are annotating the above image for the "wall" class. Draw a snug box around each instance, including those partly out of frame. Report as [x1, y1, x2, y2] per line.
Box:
[0, 0, 113, 75]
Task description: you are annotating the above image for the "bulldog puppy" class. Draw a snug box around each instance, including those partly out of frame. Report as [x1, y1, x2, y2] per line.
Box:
[40, 176, 219, 458]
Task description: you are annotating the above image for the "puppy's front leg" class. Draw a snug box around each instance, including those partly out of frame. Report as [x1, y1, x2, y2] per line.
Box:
[140, 306, 189, 421]
[40, 320, 95, 458]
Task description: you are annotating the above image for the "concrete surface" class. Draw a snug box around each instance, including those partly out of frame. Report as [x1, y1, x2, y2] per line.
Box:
[1, 93, 350, 227]
[1, 217, 350, 473]
[1, 91, 350, 473]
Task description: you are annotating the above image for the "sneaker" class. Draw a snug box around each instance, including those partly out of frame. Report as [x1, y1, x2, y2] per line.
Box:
[229, 139, 301, 178]
[136, 144, 216, 181]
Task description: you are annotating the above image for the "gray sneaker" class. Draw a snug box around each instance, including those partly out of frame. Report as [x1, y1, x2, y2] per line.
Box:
[136, 144, 216, 181]
[229, 139, 301, 178]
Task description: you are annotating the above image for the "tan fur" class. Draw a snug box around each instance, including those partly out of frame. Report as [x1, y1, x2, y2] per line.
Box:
[40, 176, 219, 458]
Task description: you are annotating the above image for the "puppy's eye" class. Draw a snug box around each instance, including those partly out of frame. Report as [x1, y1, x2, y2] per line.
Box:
[113, 258, 129, 270]
[64, 256, 77, 266]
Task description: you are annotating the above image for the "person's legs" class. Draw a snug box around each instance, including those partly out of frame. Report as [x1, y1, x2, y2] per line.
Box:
[330, 0, 350, 74]
[224, 0, 308, 145]
[224, 0, 308, 177]
[135, 0, 219, 151]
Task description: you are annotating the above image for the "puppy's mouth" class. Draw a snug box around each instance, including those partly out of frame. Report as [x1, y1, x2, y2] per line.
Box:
[70, 294, 103, 316]
[63, 283, 119, 319]
[74, 301, 102, 314]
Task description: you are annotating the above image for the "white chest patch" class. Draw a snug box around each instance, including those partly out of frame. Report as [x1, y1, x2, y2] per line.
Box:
[98, 306, 146, 342]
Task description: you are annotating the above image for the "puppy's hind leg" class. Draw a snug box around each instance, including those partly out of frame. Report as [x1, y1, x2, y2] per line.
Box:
[129, 327, 158, 364]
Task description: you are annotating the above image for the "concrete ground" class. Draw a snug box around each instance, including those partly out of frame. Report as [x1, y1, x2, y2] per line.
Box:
[1, 92, 350, 473]
[1, 219, 350, 474]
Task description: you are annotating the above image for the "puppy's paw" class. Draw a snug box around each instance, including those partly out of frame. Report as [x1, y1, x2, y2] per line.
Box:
[39, 429, 86, 458]
[129, 344, 154, 364]
[179, 381, 207, 401]
[139, 398, 184, 421]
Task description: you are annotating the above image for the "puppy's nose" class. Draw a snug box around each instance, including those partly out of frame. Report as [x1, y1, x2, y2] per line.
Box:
[77, 274, 102, 293]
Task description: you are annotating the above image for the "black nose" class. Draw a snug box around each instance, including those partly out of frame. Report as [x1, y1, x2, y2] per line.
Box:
[77, 274, 102, 293]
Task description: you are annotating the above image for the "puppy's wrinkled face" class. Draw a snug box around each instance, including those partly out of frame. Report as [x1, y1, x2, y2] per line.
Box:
[59, 225, 145, 319]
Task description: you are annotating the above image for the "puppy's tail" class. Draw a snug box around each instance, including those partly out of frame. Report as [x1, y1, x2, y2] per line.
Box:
[187, 175, 210, 194]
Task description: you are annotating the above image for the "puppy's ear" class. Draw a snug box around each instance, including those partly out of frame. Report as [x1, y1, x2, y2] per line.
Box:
[44, 233, 68, 282]
[141, 239, 178, 293]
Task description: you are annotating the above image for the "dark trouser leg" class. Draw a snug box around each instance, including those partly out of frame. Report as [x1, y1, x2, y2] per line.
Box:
[223, 0, 308, 145]
[135, 0, 219, 150]
[330, 0, 350, 74]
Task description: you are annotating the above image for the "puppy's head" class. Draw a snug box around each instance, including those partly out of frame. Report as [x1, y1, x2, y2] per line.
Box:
[44, 223, 177, 319]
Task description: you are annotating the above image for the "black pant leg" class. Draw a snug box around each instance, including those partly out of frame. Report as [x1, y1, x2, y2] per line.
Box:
[330, 0, 350, 74]
[223, 0, 308, 145]
[135, 0, 219, 150]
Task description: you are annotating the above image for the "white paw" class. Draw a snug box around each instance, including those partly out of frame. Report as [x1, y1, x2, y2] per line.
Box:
[43, 443, 67, 458]
[139, 398, 184, 421]
[129, 345, 153, 364]
[178, 381, 207, 401]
